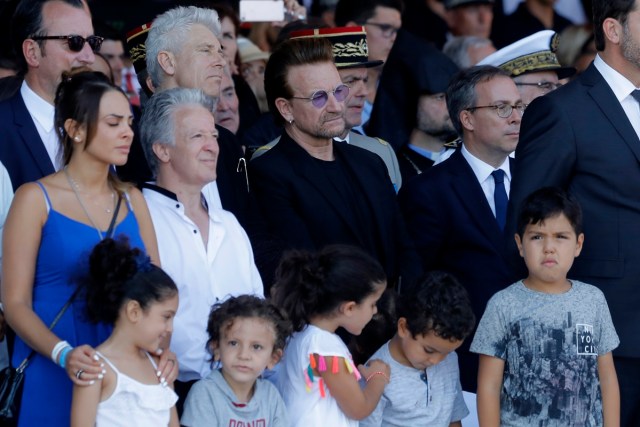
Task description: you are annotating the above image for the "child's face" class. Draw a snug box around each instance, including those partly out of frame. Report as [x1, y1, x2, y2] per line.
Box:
[515, 213, 584, 291]
[214, 317, 280, 392]
[341, 281, 386, 336]
[136, 294, 179, 353]
[394, 318, 463, 370]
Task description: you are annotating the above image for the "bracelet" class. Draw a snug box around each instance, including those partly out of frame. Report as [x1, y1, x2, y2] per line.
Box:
[58, 346, 73, 369]
[365, 371, 390, 384]
[51, 340, 71, 364]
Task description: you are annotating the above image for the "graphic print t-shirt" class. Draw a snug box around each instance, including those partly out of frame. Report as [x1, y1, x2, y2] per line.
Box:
[470, 280, 619, 427]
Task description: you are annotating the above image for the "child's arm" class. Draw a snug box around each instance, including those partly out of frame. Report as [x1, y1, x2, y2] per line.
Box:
[168, 406, 179, 427]
[70, 382, 102, 427]
[597, 352, 620, 427]
[477, 355, 504, 427]
[318, 355, 389, 420]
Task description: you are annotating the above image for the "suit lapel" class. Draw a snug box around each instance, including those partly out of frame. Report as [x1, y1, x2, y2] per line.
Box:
[11, 93, 55, 176]
[583, 64, 640, 163]
[447, 150, 505, 247]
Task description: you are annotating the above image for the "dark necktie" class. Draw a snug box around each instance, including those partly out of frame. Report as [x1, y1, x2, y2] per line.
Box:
[632, 89, 640, 104]
[492, 169, 508, 230]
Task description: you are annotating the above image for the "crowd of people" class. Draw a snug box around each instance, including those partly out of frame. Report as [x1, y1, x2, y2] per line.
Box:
[0, 0, 639, 426]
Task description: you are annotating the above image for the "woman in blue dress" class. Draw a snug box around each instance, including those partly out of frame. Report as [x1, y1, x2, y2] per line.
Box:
[1, 71, 176, 426]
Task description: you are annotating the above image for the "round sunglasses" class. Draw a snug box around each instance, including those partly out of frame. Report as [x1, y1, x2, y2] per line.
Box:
[290, 84, 350, 109]
[31, 34, 104, 53]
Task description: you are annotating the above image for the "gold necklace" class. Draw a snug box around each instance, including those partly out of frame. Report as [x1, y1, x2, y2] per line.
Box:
[63, 166, 114, 240]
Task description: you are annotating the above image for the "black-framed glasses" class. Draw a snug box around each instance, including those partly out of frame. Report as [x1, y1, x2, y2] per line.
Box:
[290, 84, 350, 109]
[30, 35, 104, 53]
[364, 22, 400, 38]
[467, 103, 527, 118]
[515, 81, 563, 91]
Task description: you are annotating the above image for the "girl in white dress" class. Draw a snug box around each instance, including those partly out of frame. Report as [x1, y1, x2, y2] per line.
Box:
[71, 237, 179, 427]
[272, 245, 390, 427]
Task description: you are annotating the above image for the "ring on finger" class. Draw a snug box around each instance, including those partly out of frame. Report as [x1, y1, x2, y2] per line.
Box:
[75, 369, 84, 379]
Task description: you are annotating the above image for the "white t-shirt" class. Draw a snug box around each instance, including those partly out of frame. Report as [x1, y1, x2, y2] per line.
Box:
[277, 325, 359, 427]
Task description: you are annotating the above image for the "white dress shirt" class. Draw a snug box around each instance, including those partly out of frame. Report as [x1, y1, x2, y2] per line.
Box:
[20, 81, 60, 170]
[461, 145, 511, 218]
[143, 184, 263, 381]
[593, 54, 640, 140]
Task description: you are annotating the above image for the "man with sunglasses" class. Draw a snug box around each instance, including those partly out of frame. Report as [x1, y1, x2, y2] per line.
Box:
[478, 30, 575, 105]
[250, 37, 420, 289]
[399, 65, 522, 395]
[0, 0, 98, 191]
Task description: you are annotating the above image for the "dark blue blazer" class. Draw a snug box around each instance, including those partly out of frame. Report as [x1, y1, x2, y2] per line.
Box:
[399, 148, 517, 319]
[249, 131, 421, 287]
[507, 62, 640, 357]
[0, 91, 54, 191]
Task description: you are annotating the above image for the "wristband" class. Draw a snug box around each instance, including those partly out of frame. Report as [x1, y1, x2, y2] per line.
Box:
[365, 371, 390, 384]
[58, 346, 73, 369]
[51, 340, 71, 364]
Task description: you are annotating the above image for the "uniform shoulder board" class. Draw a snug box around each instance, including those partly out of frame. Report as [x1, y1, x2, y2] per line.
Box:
[374, 137, 389, 146]
[443, 138, 462, 149]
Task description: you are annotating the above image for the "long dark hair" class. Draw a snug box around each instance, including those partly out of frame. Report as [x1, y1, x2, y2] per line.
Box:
[271, 245, 386, 332]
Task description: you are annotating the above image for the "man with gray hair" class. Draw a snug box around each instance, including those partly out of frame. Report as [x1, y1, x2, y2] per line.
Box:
[139, 87, 263, 412]
[443, 36, 496, 70]
[145, 6, 250, 226]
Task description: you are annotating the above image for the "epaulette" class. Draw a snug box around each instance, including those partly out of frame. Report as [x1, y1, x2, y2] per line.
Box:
[443, 137, 462, 149]
[373, 137, 389, 146]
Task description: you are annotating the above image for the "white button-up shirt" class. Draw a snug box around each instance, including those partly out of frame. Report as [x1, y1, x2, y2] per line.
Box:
[20, 80, 60, 170]
[143, 184, 263, 381]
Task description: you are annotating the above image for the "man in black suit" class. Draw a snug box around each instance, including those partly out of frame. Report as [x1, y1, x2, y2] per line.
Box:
[249, 37, 420, 288]
[0, 0, 96, 191]
[507, 1, 640, 424]
[399, 65, 523, 391]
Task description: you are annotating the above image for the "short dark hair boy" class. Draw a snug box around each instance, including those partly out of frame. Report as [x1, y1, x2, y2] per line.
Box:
[472, 186, 620, 426]
[360, 271, 475, 426]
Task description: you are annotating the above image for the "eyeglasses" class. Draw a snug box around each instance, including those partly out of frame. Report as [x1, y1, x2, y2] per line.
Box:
[290, 84, 350, 108]
[364, 22, 400, 38]
[467, 103, 527, 118]
[30, 35, 104, 53]
[515, 81, 563, 91]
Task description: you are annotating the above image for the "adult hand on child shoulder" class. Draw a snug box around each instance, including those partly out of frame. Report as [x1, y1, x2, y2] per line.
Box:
[66, 345, 104, 386]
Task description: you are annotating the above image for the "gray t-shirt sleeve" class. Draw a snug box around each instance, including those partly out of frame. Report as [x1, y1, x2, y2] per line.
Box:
[470, 292, 509, 359]
[268, 381, 290, 427]
[450, 367, 468, 422]
[181, 380, 217, 427]
[594, 289, 619, 355]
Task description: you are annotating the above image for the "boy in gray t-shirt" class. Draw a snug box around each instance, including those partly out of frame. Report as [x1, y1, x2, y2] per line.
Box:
[471, 187, 620, 426]
[361, 271, 476, 427]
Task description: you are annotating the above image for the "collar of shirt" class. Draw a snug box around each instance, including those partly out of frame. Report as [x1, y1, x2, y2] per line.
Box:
[20, 80, 54, 133]
[142, 182, 224, 223]
[334, 133, 350, 143]
[461, 144, 511, 185]
[593, 54, 639, 102]
[407, 143, 441, 162]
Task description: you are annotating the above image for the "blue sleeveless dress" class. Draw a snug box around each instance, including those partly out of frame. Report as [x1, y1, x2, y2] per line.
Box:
[12, 182, 145, 427]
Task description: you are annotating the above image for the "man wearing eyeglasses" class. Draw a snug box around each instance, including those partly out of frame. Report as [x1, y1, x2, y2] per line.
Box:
[478, 30, 576, 105]
[250, 37, 420, 289]
[334, 0, 403, 133]
[399, 65, 522, 394]
[0, 0, 97, 191]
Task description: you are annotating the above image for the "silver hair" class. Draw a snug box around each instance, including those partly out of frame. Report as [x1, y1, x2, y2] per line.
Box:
[139, 87, 215, 177]
[146, 6, 222, 89]
[443, 36, 494, 70]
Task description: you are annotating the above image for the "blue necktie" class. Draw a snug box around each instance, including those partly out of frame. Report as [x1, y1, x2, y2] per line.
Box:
[492, 169, 507, 230]
[632, 89, 640, 104]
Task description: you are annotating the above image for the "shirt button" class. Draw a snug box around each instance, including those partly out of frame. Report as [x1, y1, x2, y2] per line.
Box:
[193, 230, 197, 234]
[175, 204, 180, 208]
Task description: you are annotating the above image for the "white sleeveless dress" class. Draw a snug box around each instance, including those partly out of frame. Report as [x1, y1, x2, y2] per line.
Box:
[95, 351, 178, 427]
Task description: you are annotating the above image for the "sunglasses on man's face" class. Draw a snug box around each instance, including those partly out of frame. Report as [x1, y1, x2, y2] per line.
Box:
[31, 34, 104, 53]
[290, 84, 350, 109]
